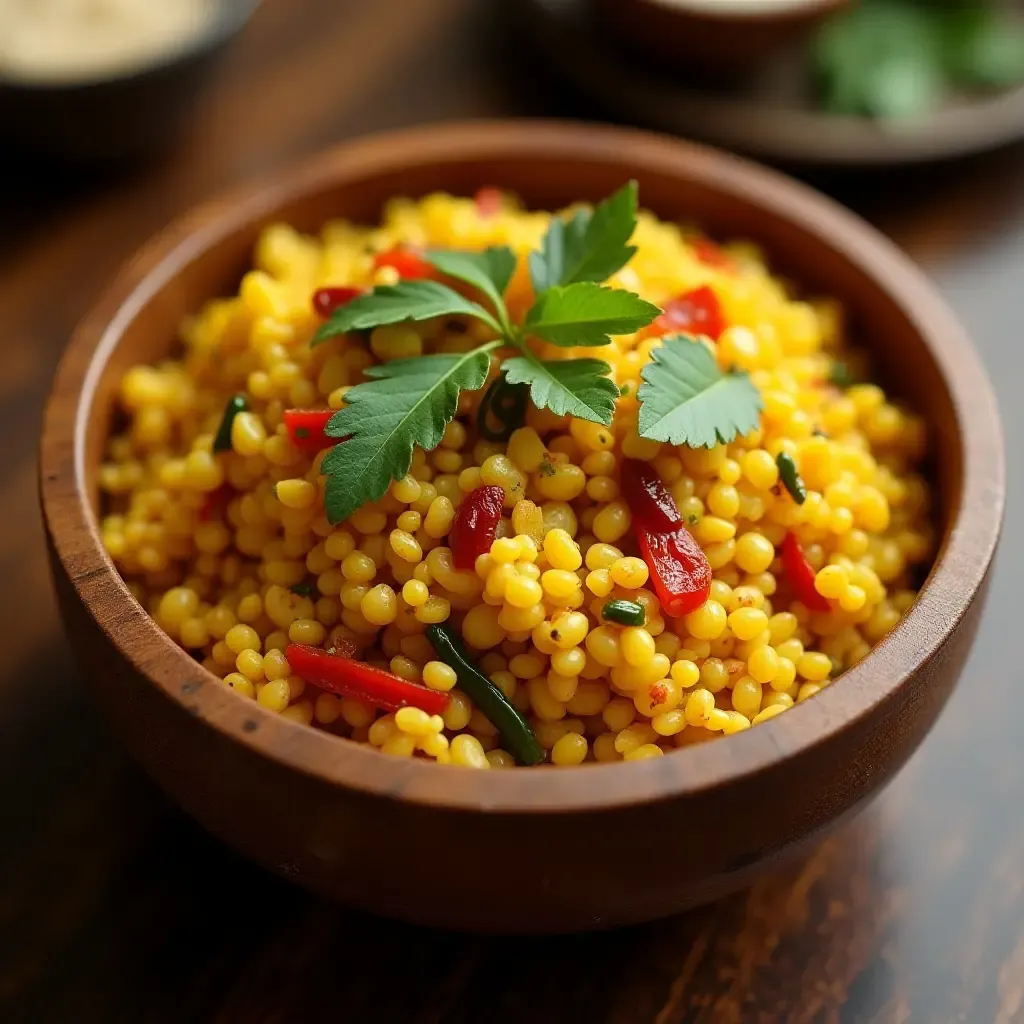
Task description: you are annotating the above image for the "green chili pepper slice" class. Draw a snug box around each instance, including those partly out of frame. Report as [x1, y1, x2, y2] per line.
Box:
[213, 394, 248, 453]
[776, 451, 807, 505]
[425, 623, 544, 766]
[602, 599, 646, 627]
[828, 361, 854, 388]
[476, 375, 528, 442]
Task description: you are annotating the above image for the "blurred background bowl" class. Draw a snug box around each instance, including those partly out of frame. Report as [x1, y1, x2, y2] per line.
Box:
[0, 0, 261, 163]
[593, 0, 850, 77]
[527, 0, 1024, 165]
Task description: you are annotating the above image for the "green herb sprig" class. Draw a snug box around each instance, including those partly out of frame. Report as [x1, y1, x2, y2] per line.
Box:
[212, 394, 248, 453]
[313, 183, 762, 524]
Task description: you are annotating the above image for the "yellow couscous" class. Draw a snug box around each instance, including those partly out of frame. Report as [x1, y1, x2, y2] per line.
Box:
[99, 185, 932, 768]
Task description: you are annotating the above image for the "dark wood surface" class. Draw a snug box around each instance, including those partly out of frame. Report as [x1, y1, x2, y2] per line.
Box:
[3, 0, 1023, 1018]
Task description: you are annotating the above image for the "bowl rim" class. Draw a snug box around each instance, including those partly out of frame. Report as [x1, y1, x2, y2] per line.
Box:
[630, 0, 843, 19]
[40, 119, 1004, 814]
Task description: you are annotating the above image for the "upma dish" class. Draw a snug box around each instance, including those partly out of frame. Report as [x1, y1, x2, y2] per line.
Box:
[99, 184, 932, 768]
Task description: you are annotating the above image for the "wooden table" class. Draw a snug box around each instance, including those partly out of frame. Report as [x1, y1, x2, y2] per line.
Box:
[3, 1, 1022, 1020]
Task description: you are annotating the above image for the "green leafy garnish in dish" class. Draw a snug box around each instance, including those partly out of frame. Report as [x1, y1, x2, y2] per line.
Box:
[320, 347, 497, 525]
[503, 354, 620, 423]
[313, 183, 764, 524]
[637, 335, 764, 449]
[528, 179, 639, 292]
[524, 282, 660, 348]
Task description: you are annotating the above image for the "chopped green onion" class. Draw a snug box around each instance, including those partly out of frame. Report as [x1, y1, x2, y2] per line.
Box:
[828, 361, 854, 388]
[476, 374, 528, 442]
[426, 623, 544, 765]
[602, 599, 646, 627]
[776, 452, 807, 505]
[212, 394, 248, 453]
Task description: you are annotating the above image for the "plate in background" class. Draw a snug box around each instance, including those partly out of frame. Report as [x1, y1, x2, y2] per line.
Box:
[525, 0, 1024, 165]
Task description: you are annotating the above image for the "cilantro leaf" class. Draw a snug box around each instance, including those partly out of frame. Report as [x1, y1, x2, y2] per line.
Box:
[502, 354, 618, 425]
[525, 282, 660, 347]
[530, 208, 587, 296]
[313, 280, 500, 345]
[320, 345, 495, 523]
[529, 181, 638, 293]
[637, 334, 763, 448]
[424, 246, 517, 317]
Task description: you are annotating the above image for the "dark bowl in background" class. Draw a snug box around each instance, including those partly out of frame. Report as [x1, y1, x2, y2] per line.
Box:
[0, 0, 260, 163]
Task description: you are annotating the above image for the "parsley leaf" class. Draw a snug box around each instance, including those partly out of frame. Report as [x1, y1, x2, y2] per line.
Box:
[424, 246, 517, 310]
[321, 345, 496, 523]
[637, 334, 763, 448]
[311, 183, 669, 508]
[525, 282, 660, 347]
[529, 181, 638, 293]
[313, 280, 500, 345]
[530, 208, 587, 296]
[502, 354, 618, 425]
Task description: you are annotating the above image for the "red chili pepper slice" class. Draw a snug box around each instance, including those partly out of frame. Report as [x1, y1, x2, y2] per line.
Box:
[312, 286, 363, 318]
[638, 526, 712, 619]
[474, 186, 503, 217]
[283, 409, 343, 452]
[660, 285, 727, 341]
[449, 485, 506, 570]
[373, 247, 433, 280]
[692, 238, 735, 272]
[621, 459, 682, 532]
[781, 532, 832, 613]
[286, 644, 450, 715]
[621, 460, 712, 617]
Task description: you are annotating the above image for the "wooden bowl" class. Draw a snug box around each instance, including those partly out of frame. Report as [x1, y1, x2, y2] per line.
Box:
[40, 121, 1003, 934]
[592, 0, 850, 76]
